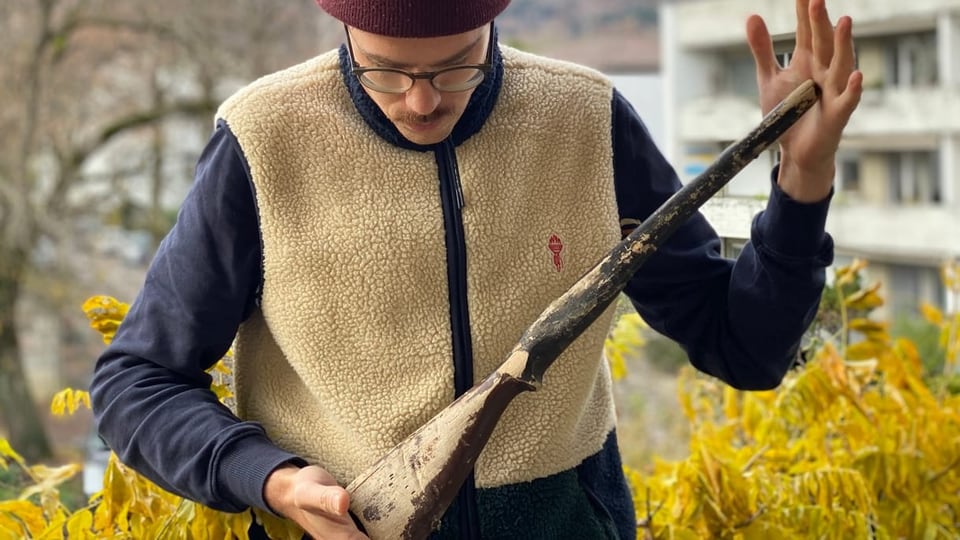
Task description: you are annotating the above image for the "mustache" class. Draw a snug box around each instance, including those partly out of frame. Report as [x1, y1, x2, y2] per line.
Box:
[395, 109, 452, 124]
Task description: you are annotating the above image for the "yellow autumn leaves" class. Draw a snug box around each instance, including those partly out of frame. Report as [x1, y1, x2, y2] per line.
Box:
[627, 260, 960, 539]
[0, 439, 86, 539]
[605, 310, 647, 381]
[0, 295, 300, 540]
[920, 261, 960, 366]
[80, 296, 129, 345]
[50, 389, 90, 417]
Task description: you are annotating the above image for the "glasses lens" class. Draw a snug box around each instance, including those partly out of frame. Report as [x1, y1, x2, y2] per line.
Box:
[432, 67, 486, 92]
[358, 70, 412, 94]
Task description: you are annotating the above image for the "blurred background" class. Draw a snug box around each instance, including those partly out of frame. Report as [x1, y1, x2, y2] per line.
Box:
[1, 0, 958, 504]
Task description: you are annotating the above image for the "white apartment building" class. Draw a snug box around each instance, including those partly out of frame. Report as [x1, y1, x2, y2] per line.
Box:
[660, 0, 960, 319]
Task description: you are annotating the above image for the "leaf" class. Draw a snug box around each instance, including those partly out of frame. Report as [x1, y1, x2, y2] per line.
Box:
[942, 260, 959, 292]
[228, 510, 253, 540]
[66, 510, 95, 539]
[844, 283, 884, 311]
[81, 296, 130, 344]
[49, 389, 92, 416]
[50, 391, 67, 417]
[677, 369, 697, 423]
[820, 344, 849, 387]
[20, 464, 82, 501]
[210, 360, 232, 375]
[919, 302, 944, 326]
[848, 318, 890, 343]
[0, 439, 25, 471]
[892, 338, 924, 376]
[835, 259, 868, 287]
[210, 384, 234, 402]
[254, 509, 304, 540]
[791, 468, 874, 514]
[845, 341, 888, 361]
[0, 500, 46, 536]
[190, 505, 212, 540]
[37, 510, 66, 539]
[604, 312, 646, 381]
[722, 386, 739, 421]
[772, 361, 837, 428]
[97, 457, 133, 531]
[698, 445, 722, 498]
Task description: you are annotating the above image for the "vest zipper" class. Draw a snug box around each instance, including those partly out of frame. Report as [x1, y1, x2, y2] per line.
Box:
[435, 140, 480, 540]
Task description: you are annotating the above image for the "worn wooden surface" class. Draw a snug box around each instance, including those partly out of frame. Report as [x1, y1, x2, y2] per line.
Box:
[347, 351, 534, 539]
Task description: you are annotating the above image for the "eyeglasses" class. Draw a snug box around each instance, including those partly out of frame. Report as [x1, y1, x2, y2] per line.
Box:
[345, 25, 493, 94]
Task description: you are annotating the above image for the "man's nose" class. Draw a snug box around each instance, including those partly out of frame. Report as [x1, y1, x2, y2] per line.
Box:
[405, 79, 442, 116]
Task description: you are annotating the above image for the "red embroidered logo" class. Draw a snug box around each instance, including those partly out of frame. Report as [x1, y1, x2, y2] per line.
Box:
[548, 234, 564, 272]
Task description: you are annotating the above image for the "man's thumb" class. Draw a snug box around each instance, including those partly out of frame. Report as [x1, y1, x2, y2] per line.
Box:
[316, 485, 351, 516]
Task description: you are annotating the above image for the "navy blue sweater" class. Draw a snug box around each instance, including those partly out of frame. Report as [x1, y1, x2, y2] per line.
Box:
[90, 42, 833, 531]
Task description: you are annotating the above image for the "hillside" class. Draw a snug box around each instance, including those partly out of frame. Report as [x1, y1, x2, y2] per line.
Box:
[500, 0, 659, 33]
[498, 0, 661, 71]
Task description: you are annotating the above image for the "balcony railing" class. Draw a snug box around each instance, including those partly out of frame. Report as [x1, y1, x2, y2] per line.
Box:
[702, 197, 960, 261]
[678, 86, 960, 143]
[849, 86, 960, 136]
[670, 0, 943, 48]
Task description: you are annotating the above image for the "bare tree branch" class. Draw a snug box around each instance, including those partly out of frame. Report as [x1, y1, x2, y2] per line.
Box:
[42, 97, 217, 216]
[77, 97, 219, 167]
[51, 15, 185, 65]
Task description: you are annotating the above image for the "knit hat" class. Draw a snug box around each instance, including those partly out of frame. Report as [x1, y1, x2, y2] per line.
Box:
[316, 0, 511, 38]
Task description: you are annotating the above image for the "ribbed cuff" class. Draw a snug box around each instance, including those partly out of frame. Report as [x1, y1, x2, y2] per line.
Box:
[217, 434, 308, 514]
[753, 166, 833, 261]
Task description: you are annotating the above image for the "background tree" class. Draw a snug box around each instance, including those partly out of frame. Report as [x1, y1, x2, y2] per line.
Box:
[0, 0, 324, 461]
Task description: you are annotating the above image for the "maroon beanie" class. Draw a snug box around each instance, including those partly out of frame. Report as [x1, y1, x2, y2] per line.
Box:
[316, 0, 511, 37]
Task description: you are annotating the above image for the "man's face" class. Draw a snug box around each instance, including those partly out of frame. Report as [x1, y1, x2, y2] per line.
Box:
[346, 25, 491, 146]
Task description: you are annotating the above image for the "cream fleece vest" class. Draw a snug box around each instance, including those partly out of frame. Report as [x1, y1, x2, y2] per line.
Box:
[220, 46, 622, 488]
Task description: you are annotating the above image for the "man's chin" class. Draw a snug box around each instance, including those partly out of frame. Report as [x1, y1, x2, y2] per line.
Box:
[397, 122, 453, 146]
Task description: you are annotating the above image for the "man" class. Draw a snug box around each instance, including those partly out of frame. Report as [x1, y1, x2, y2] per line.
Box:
[90, 0, 861, 538]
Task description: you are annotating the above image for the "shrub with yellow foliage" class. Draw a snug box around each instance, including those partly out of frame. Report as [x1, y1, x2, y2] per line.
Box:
[2, 297, 303, 540]
[0, 261, 958, 538]
[627, 260, 960, 539]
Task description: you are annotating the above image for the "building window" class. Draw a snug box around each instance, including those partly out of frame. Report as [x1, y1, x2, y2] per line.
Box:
[839, 158, 861, 193]
[884, 32, 938, 88]
[719, 52, 759, 98]
[777, 51, 793, 69]
[888, 263, 946, 317]
[887, 151, 941, 204]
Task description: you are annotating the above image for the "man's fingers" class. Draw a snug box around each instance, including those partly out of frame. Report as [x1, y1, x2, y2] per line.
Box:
[828, 16, 856, 92]
[746, 15, 778, 81]
[793, 0, 812, 55]
[322, 486, 351, 516]
[287, 475, 369, 539]
[298, 483, 351, 516]
[809, 0, 835, 66]
[834, 70, 864, 125]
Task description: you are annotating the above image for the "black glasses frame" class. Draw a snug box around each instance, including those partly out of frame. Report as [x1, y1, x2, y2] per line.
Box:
[345, 24, 494, 94]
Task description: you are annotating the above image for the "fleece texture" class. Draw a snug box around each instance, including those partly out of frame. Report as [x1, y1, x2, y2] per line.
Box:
[218, 45, 622, 489]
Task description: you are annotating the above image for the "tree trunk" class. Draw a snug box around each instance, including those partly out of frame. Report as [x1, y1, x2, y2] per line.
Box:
[0, 247, 52, 461]
[148, 112, 166, 249]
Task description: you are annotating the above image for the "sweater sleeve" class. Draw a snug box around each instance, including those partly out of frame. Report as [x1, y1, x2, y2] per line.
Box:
[611, 89, 834, 390]
[90, 120, 304, 513]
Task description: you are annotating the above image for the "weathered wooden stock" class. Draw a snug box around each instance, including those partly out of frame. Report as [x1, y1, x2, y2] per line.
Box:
[346, 80, 821, 539]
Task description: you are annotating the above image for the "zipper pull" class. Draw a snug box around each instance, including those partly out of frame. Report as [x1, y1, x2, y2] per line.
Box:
[454, 175, 465, 210]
